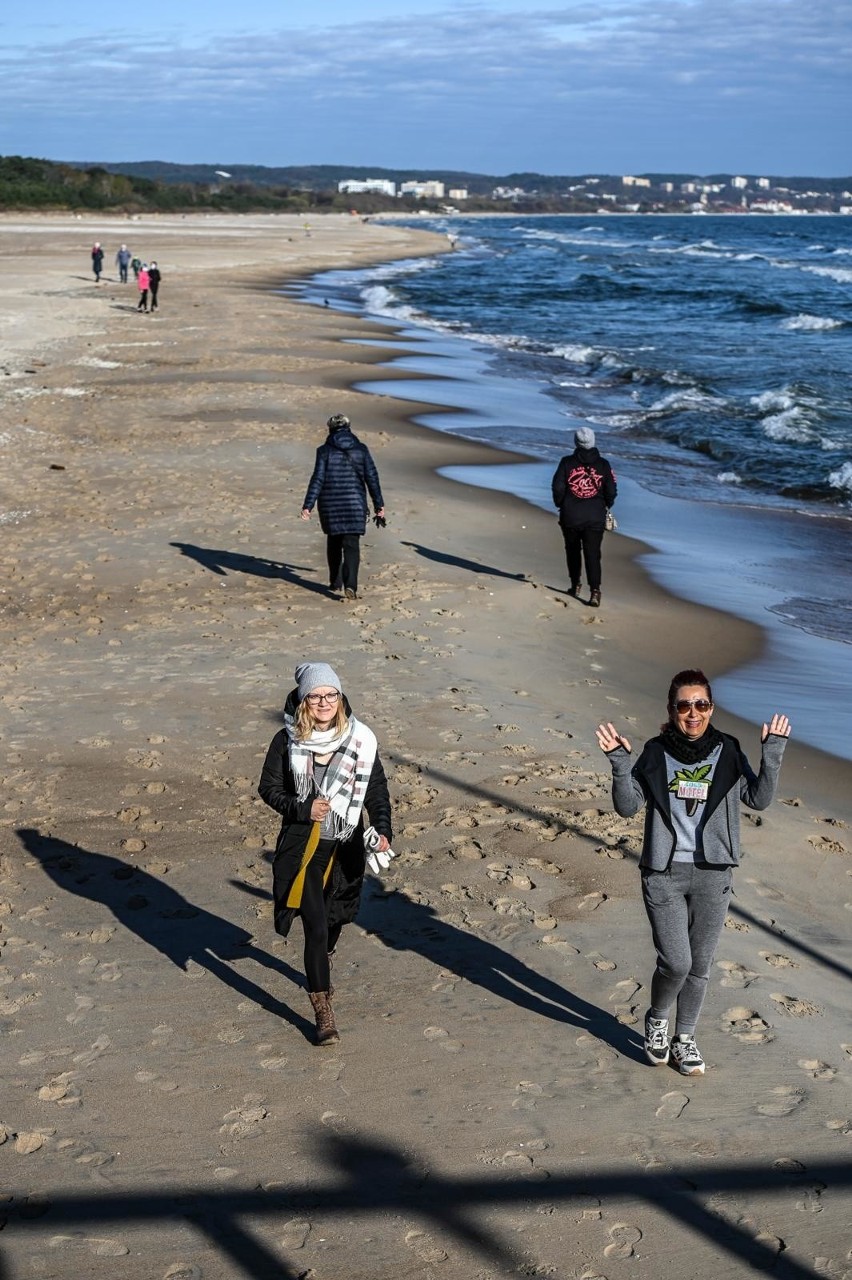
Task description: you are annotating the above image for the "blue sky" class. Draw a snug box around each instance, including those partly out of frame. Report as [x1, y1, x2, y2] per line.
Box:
[2, 1, 849, 176]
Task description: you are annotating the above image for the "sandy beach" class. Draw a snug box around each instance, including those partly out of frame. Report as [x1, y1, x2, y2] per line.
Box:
[0, 212, 849, 1280]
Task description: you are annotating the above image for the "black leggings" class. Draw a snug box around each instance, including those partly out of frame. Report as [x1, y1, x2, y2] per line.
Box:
[300, 838, 339, 992]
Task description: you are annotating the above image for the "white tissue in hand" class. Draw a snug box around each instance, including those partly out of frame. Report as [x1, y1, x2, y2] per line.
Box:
[364, 825, 396, 874]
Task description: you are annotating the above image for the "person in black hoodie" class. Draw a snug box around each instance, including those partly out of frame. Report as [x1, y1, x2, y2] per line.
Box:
[301, 414, 385, 600]
[258, 662, 393, 1045]
[551, 427, 617, 607]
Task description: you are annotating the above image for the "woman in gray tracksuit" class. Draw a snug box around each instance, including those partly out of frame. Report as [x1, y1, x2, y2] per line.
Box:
[597, 668, 790, 1076]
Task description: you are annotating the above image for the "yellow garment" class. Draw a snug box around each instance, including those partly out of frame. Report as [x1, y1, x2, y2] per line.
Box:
[285, 821, 335, 908]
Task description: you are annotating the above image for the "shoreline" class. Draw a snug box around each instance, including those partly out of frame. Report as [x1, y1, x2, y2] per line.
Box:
[1, 213, 849, 1279]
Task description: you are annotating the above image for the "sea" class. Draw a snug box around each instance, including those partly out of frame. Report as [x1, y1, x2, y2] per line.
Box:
[287, 215, 852, 763]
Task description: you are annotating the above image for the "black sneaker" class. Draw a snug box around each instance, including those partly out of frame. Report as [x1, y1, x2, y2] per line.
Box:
[567, 582, 581, 598]
[344, 587, 357, 601]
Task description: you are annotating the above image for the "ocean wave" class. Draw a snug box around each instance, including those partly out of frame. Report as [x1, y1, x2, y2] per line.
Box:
[780, 313, 844, 332]
[360, 283, 421, 323]
[761, 407, 814, 443]
[645, 388, 726, 418]
[717, 471, 742, 485]
[803, 263, 852, 284]
[828, 461, 852, 493]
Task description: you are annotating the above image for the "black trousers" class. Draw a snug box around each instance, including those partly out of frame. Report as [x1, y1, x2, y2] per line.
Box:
[137, 289, 149, 311]
[560, 522, 605, 590]
[150, 283, 159, 310]
[326, 533, 361, 591]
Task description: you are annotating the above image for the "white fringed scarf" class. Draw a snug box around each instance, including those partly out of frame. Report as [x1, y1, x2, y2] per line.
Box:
[285, 714, 377, 842]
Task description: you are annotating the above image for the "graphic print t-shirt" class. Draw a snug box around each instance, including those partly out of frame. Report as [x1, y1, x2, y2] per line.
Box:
[664, 744, 722, 862]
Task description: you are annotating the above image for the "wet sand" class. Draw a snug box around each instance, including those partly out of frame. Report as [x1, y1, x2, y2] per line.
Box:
[0, 213, 850, 1280]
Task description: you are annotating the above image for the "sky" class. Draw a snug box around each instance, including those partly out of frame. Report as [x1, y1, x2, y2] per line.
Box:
[2, 0, 850, 177]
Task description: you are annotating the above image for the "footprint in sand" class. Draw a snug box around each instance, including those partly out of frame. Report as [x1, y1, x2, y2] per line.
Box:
[603, 1223, 643, 1258]
[163, 1265, 203, 1280]
[423, 1026, 463, 1052]
[405, 1229, 449, 1264]
[717, 960, 759, 988]
[771, 993, 822, 1016]
[825, 1117, 851, 1136]
[586, 952, 617, 972]
[798, 1059, 837, 1080]
[656, 1092, 689, 1120]
[756, 1086, 805, 1117]
[578, 892, 607, 911]
[279, 1218, 311, 1249]
[66, 994, 95, 1024]
[49, 1234, 129, 1257]
[721, 1006, 774, 1044]
[760, 952, 798, 969]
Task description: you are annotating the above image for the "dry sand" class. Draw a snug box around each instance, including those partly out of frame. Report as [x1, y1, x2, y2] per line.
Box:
[0, 212, 850, 1280]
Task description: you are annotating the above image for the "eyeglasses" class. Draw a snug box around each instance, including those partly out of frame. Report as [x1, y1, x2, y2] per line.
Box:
[674, 698, 712, 714]
[305, 691, 340, 706]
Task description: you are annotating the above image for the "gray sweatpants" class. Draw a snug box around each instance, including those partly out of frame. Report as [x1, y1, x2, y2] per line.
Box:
[641, 862, 733, 1036]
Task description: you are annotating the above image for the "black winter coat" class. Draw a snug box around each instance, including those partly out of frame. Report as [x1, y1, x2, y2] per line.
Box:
[302, 427, 384, 536]
[257, 698, 393, 937]
[551, 446, 617, 528]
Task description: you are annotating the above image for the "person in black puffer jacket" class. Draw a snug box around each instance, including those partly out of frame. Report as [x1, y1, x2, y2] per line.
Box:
[551, 427, 617, 607]
[301, 414, 385, 600]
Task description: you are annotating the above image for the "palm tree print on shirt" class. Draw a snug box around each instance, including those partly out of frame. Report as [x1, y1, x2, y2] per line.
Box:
[669, 764, 712, 817]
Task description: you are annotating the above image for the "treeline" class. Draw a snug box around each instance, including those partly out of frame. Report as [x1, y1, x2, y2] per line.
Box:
[0, 155, 359, 213]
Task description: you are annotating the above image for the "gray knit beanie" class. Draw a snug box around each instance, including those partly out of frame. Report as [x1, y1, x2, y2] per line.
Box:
[295, 662, 341, 702]
[575, 427, 595, 448]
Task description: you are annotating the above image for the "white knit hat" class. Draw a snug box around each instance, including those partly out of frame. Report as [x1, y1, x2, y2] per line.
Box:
[295, 662, 341, 702]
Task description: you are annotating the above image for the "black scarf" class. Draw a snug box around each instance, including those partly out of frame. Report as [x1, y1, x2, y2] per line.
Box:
[658, 722, 724, 766]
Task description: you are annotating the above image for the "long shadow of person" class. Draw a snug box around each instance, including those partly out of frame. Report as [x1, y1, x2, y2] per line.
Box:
[17, 828, 313, 1039]
[359, 885, 640, 1059]
[170, 541, 333, 597]
[400, 541, 527, 581]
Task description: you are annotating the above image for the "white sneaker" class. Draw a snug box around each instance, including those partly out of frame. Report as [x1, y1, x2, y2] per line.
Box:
[670, 1034, 705, 1075]
[644, 1014, 670, 1066]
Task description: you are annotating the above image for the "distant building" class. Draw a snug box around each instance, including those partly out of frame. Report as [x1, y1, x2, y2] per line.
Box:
[448, 188, 468, 201]
[622, 175, 651, 188]
[399, 180, 445, 199]
[338, 178, 396, 196]
[730, 176, 749, 189]
[756, 177, 771, 189]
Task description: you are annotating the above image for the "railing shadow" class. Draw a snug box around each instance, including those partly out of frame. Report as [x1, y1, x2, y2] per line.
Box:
[170, 541, 333, 597]
[5, 1131, 847, 1280]
[16, 828, 313, 1039]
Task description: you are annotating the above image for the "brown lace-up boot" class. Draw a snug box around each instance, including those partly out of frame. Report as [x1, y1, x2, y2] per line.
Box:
[308, 991, 340, 1046]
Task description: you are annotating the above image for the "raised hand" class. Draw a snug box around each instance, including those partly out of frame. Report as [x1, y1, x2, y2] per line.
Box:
[761, 713, 791, 742]
[596, 722, 632, 754]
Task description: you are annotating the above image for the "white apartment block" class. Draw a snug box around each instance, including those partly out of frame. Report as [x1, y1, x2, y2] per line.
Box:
[622, 175, 651, 187]
[448, 188, 468, 201]
[730, 176, 749, 189]
[338, 179, 397, 196]
[399, 180, 446, 199]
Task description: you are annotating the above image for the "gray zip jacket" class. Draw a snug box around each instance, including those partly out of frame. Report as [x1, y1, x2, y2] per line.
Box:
[606, 731, 787, 870]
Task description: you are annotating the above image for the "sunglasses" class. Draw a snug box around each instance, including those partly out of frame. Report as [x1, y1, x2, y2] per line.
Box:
[674, 698, 712, 713]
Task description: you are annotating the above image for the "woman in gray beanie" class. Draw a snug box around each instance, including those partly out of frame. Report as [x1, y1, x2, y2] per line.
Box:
[258, 662, 393, 1045]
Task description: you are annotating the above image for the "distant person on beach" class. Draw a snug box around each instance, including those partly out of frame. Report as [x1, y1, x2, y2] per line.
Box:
[596, 669, 790, 1076]
[300, 413, 385, 601]
[137, 264, 150, 312]
[115, 243, 131, 283]
[551, 427, 617, 607]
[258, 661, 394, 1045]
[91, 242, 104, 283]
[148, 261, 161, 311]
[131, 255, 142, 281]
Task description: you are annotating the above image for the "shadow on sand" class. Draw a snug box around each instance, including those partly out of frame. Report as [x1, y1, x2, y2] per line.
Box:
[170, 541, 333, 597]
[17, 827, 313, 1039]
